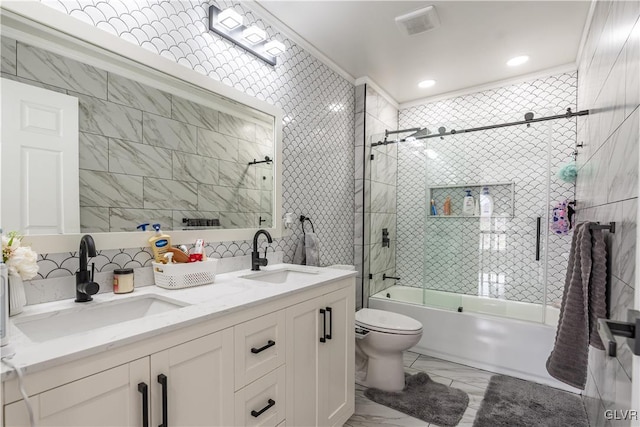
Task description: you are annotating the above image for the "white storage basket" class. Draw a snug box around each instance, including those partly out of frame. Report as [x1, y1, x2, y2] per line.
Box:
[152, 259, 218, 289]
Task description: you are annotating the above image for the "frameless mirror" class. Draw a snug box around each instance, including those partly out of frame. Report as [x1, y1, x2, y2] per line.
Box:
[0, 3, 283, 253]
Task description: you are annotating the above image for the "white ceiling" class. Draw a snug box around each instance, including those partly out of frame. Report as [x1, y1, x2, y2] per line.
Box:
[256, 1, 591, 104]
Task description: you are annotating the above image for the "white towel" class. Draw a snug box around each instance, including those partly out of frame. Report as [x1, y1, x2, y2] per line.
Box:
[305, 233, 319, 266]
[293, 236, 306, 265]
[292, 232, 320, 266]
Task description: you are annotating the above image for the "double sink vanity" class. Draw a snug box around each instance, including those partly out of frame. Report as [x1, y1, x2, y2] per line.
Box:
[2, 264, 356, 427]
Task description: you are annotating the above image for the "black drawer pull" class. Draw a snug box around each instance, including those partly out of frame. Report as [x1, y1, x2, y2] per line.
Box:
[251, 340, 276, 354]
[158, 374, 168, 427]
[326, 307, 332, 340]
[319, 308, 326, 343]
[251, 398, 275, 418]
[137, 382, 149, 427]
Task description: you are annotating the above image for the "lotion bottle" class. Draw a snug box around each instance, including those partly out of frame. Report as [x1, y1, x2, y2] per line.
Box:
[149, 224, 172, 263]
[462, 190, 475, 216]
[480, 187, 494, 217]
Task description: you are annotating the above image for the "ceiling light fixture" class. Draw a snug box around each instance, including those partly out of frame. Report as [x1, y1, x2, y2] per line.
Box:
[243, 26, 266, 45]
[208, 5, 285, 66]
[507, 55, 529, 67]
[218, 8, 243, 31]
[418, 79, 436, 88]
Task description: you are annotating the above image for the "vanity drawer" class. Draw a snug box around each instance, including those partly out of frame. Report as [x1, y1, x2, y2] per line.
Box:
[234, 365, 286, 427]
[235, 310, 286, 389]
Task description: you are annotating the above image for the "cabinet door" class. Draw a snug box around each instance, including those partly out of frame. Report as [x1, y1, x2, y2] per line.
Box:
[150, 328, 234, 427]
[319, 286, 355, 426]
[285, 296, 323, 427]
[4, 358, 148, 427]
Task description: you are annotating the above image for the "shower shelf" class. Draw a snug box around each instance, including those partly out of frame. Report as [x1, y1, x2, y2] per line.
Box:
[427, 181, 515, 217]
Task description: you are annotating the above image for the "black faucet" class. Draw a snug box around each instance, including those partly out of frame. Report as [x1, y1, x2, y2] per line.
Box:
[251, 229, 273, 271]
[76, 234, 99, 302]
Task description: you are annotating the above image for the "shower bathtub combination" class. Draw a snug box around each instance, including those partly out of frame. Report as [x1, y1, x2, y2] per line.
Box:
[362, 92, 585, 393]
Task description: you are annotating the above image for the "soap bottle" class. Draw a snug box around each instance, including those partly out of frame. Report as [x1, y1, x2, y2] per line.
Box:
[480, 187, 494, 217]
[443, 197, 451, 216]
[430, 199, 438, 216]
[462, 190, 475, 216]
[149, 224, 172, 263]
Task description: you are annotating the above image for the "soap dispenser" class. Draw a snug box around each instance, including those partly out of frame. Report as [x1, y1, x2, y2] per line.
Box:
[462, 190, 475, 216]
[480, 187, 494, 217]
[149, 224, 172, 263]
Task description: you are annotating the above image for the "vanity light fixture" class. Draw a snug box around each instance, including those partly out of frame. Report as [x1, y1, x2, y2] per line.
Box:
[418, 79, 436, 88]
[507, 55, 529, 67]
[264, 40, 286, 56]
[209, 5, 286, 66]
[218, 8, 243, 31]
[243, 26, 266, 45]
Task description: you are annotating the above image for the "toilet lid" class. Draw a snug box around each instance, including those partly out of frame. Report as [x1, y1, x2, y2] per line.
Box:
[355, 308, 422, 334]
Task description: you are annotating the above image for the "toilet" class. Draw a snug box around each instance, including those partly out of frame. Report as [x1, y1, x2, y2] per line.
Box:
[355, 308, 423, 392]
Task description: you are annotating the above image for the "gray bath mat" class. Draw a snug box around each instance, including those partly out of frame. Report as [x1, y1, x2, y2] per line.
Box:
[473, 375, 588, 427]
[364, 372, 469, 426]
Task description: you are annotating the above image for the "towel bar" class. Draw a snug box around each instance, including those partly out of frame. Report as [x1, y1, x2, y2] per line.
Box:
[589, 222, 615, 233]
[597, 309, 640, 357]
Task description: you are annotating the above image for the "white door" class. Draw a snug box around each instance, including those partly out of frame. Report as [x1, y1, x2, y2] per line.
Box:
[319, 286, 355, 427]
[1, 78, 79, 234]
[150, 329, 234, 427]
[285, 296, 323, 426]
[4, 358, 149, 427]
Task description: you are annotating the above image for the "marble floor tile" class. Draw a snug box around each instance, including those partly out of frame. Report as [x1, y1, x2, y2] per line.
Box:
[348, 385, 428, 427]
[403, 351, 420, 367]
[450, 381, 487, 425]
[410, 355, 494, 389]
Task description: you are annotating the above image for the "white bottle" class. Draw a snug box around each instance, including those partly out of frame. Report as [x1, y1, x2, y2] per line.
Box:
[462, 190, 475, 216]
[480, 187, 494, 217]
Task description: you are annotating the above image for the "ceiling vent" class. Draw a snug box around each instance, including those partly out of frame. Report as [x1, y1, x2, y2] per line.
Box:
[395, 6, 440, 36]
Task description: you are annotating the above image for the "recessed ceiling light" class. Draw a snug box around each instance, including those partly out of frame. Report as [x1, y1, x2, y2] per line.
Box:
[507, 55, 529, 67]
[418, 79, 436, 88]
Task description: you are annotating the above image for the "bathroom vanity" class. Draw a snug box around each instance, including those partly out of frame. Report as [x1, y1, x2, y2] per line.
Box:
[1, 265, 355, 427]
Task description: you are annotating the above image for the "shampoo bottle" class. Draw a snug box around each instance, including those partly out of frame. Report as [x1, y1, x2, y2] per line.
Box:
[462, 190, 475, 216]
[149, 224, 172, 263]
[480, 187, 494, 217]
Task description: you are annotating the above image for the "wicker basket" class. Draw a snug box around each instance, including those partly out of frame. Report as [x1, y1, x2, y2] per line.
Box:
[152, 259, 218, 289]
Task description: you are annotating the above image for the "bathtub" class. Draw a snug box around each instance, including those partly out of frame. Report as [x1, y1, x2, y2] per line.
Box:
[369, 285, 579, 393]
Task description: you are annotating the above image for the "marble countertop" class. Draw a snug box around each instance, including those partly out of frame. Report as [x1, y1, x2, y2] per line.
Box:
[1, 263, 356, 381]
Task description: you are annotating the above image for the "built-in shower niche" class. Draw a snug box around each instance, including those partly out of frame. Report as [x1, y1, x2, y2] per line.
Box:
[427, 182, 514, 218]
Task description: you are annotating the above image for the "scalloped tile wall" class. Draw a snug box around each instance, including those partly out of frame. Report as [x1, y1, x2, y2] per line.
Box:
[5, 0, 355, 283]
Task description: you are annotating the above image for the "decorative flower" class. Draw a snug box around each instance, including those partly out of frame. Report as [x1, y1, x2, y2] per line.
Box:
[2, 232, 39, 280]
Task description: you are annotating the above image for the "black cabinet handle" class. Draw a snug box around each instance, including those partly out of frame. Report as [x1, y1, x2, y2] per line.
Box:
[326, 307, 332, 340]
[251, 340, 276, 354]
[319, 308, 326, 343]
[157, 374, 168, 427]
[251, 399, 275, 418]
[535, 216, 541, 261]
[138, 382, 148, 427]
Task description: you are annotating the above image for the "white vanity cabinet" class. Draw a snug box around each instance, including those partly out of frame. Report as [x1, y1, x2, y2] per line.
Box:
[4, 330, 234, 427]
[2, 275, 355, 427]
[285, 286, 354, 427]
[4, 358, 148, 426]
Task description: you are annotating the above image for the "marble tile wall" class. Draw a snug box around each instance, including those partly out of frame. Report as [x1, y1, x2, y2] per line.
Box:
[0, 0, 355, 293]
[398, 72, 578, 305]
[576, 1, 640, 425]
[354, 84, 399, 309]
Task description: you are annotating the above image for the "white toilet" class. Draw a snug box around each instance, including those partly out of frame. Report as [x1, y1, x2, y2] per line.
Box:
[355, 308, 423, 392]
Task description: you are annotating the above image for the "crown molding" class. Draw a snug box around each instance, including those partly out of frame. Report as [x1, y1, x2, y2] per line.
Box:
[244, 1, 355, 84]
[354, 76, 399, 109]
[399, 63, 577, 110]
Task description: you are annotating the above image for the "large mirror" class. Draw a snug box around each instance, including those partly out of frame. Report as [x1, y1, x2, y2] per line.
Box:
[0, 3, 283, 253]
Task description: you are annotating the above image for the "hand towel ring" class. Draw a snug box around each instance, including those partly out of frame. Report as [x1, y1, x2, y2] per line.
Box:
[300, 215, 315, 236]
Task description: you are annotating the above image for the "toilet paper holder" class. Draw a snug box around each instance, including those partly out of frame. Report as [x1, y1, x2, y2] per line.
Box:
[597, 309, 640, 357]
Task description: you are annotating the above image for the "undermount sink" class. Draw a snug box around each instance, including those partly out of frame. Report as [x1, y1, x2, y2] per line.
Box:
[14, 295, 189, 342]
[240, 267, 320, 284]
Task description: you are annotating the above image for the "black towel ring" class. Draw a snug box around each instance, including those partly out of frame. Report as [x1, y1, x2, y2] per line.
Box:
[300, 215, 315, 236]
